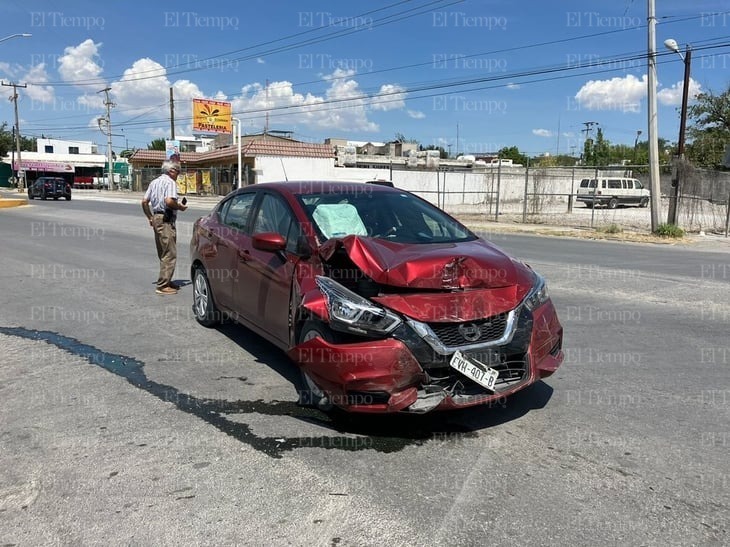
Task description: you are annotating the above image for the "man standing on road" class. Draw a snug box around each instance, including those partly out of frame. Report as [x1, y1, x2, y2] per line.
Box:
[141, 160, 187, 295]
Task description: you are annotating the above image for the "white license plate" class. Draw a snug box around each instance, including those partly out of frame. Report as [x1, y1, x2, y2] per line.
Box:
[449, 351, 499, 391]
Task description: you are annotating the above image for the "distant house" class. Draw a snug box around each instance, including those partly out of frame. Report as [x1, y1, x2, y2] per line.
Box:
[129, 134, 335, 194]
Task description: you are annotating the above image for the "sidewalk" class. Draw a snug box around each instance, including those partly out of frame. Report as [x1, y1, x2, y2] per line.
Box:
[0, 188, 28, 208]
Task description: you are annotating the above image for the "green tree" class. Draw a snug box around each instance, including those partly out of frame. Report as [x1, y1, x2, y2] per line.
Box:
[532, 154, 577, 167]
[0, 122, 35, 157]
[419, 144, 448, 159]
[686, 86, 730, 168]
[147, 138, 166, 151]
[496, 146, 528, 165]
[393, 132, 419, 144]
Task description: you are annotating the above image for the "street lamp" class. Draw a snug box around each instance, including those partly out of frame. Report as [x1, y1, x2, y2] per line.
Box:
[0, 33, 32, 44]
[233, 118, 242, 189]
[663, 38, 692, 226]
[0, 33, 31, 191]
[633, 130, 643, 164]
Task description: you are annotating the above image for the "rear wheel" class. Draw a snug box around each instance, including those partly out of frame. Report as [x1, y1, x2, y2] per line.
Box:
[41, 192, 47, 200]
[28, 190, 33, 200]
[297, 320, 339, 411]
[65, 195, 71, 201]
[608, 198, 618, 209]
[192, 266, 221, 327]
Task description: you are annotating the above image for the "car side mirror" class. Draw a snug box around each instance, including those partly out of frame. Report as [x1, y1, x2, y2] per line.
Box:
[252, 232, 286, 252]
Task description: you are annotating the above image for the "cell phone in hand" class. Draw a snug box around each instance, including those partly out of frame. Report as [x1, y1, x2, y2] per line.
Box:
[181, 197, 187, 205]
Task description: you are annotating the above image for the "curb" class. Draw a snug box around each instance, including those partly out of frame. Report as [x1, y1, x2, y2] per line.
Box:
[0, 194, 29, 208]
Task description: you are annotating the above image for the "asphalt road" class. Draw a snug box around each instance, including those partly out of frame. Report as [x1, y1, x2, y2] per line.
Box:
[0, 197, 728, 546]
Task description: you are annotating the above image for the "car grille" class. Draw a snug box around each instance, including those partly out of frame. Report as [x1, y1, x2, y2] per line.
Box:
[427, 313, 509, 349]
[425, 354, 529, 395]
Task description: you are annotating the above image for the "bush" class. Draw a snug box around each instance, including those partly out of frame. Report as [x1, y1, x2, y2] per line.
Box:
[596, 223, 623, 234]
[654, 223, 685, 238]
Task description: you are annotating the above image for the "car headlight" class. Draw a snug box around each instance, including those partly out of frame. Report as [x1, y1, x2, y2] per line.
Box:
[315, 276, 402, 335]
[522, 272, 550, 311]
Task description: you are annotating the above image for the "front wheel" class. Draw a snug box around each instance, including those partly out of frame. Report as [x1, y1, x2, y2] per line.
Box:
[192, 266, 221, 327]
[28, 190, 33, 200]
[639, 197, 648, 208]
[297, 320, 340, 411]
[65, 196, 71, 201]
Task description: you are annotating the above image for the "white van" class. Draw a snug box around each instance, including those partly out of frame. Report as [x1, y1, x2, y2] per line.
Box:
[576, 177, 650, 209]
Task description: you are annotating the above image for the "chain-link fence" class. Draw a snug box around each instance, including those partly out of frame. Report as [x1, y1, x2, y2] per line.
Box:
[387, 164, 729, 234]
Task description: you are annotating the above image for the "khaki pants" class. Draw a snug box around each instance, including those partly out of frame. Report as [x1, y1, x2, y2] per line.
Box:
[152, 217, 177, 288]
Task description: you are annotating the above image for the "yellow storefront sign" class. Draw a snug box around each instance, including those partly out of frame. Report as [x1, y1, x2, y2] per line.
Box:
[192, 98, 232, 134]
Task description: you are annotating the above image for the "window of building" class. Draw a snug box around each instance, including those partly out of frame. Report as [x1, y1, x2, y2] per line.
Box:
[44, 145, 54, 153]
[68, 146, 79, 154]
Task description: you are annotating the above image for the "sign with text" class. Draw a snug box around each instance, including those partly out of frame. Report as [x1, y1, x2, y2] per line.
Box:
[192, 98, 232, 134]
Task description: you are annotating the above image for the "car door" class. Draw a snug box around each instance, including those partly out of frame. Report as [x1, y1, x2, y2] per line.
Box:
[234, 192, 300, 348]
[205, 191, 257, 311]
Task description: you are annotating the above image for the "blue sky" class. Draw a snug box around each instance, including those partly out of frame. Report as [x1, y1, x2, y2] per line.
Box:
[1, 0, 729, 158]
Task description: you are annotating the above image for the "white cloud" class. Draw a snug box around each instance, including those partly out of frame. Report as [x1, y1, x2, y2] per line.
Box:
[58, 39, 104, 86]
[371, 83, 406, 111]
[230, 69, 388, 133]
[24, 63, 54, 104]
[506, 83, 520, 90]
[408, 110, 425, 119]
[657, 78, 702, 106]
[575, 74, 647, 113]
[111, 58, 170, 116]
[256, 58, 265, 64]
[532, 128, 554, 137]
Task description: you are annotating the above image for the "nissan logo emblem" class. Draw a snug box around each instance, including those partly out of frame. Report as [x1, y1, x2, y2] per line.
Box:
[458, 323, 482, 342]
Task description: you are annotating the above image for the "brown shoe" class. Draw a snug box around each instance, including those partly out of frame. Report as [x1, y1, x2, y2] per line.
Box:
[155, 286, 178, 295]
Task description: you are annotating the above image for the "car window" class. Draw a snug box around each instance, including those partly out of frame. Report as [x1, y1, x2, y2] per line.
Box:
[222, 192, 256, 232]
[608, 179, 621, 189]
[634, 180, 644, 189]
[252, 193, 300, 253]
[626, 180, 634, 189]
[299, 190, 475, 244]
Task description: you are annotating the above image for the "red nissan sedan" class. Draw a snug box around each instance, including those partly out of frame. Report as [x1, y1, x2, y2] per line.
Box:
[190, 181, 563, 413]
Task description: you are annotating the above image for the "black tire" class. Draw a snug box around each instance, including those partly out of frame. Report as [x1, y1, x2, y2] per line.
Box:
[53, 196, 59, 200]
[607, 198, 618, 209]
[639, 197, 648, 208]
[192, 266, 221, 327]
[41, 192, 47, 201]
[297, 320, 339, 411]
[28, 190, 33, 200]
[584, 202, 593, 208]
[65, 195, 71, 201]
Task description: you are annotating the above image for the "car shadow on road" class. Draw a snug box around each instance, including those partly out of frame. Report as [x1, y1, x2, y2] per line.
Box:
[213, 319, 555, 442]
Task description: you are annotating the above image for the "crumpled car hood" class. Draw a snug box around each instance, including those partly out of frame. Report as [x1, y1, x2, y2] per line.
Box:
[318, 236, 535, 321]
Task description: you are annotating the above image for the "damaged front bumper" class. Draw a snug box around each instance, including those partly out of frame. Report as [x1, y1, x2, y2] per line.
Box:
[289, 300, 564, 414]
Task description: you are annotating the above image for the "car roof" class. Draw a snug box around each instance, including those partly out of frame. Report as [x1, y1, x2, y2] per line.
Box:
[242, 180, 401, 197]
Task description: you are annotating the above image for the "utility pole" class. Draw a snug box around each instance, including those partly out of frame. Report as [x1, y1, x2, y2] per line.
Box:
[97, 87, 115, 190]
[647, 0, 662, 231]
[2, 81, 27, 191]
[581, 121, 598, 165]
[264, 79, 269, 136]
[169, 87, 175, 140]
